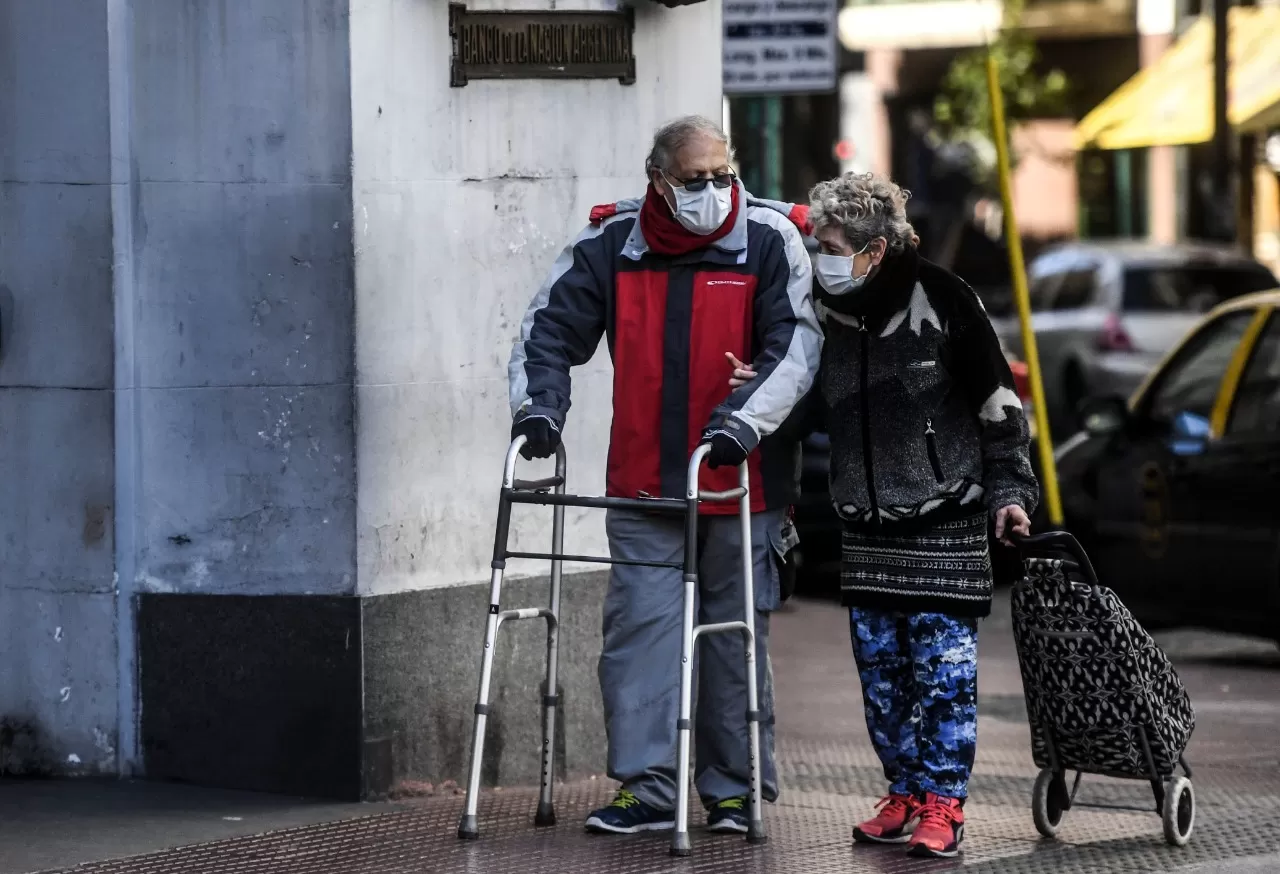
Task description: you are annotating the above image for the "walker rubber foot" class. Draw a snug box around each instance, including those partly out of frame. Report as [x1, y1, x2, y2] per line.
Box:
[457, 815, 479, 840]
[534, 802, 557, 827]
[747, 822, 769, 845]
[670, 832, 692, 857]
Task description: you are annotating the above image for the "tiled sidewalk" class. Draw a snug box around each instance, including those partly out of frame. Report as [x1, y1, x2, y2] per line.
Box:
[27, 596, 1280, 874]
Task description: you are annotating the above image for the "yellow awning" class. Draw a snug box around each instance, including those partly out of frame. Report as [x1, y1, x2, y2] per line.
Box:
[1075, 8, 1280, 151]
[1232, 9, 1280, 132]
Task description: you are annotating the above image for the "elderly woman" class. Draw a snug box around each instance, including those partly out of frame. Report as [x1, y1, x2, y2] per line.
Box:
[731, 172, 1038, 858]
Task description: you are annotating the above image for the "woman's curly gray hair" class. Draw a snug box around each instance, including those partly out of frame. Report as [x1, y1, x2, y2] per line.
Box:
[808, 172, 917, 256]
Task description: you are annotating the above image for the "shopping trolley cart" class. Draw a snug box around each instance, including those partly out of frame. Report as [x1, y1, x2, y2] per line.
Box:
[1011, 531, 1197, 847]
[456, 437, 767, 857]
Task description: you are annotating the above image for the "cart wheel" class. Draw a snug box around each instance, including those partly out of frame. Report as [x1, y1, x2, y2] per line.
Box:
[1162, 776, 1194, 847]
[1032, 769, 1066, 838]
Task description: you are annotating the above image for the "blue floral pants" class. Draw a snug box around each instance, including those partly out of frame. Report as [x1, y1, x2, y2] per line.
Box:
[850, 608, 979, 799]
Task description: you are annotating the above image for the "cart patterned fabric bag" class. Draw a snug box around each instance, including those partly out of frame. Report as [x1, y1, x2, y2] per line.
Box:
[1011, 557, 1195, 780]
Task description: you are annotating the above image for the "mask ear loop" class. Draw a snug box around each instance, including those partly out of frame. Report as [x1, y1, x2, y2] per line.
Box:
[659, 171, 684, 217]
[851, 241, 873, 283]
[854, 238, 888, 281]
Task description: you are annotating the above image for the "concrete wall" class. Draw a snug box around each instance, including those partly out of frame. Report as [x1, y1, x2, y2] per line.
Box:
[4, 0, 725, 790]
[0, 0, 119, 776]
[1, 0, 357, 776]
[125, 0, 357, 600]
[349, 0, 724, 595]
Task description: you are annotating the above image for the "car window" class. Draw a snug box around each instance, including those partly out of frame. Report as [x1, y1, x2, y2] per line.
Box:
[1053, 269, 1098, 310]
[1123, 264, 1278, 314]
[1145, 310, 1255, 425]
[1028, 268, 1096, 312]
[1227, 313, 1280, 436]
[1028, 272, 1063, 312]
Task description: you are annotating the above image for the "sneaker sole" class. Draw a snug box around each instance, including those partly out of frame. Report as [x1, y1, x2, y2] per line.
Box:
[906, 843, 961, 858]
[584, 817, 675, 835]
[906, 825, 963, 859]
[853, 827, 913, 845]
[706, 819, 750, 835]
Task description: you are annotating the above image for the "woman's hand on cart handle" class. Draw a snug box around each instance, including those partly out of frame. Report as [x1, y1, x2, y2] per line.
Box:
[995, 505, 1031, 547]
[726, 352, 757, 389]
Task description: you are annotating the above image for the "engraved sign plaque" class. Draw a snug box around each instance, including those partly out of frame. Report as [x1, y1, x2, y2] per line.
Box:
[449, 5, 637, 87]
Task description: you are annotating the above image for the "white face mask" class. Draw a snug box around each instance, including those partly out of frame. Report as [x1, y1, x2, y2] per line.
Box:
[663, 172, 734, 235]
[815, 243, 873, 296]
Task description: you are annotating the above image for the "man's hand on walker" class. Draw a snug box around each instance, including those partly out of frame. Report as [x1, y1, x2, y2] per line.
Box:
[726, 351, 758, 388]
[511, 414, 561, 460]
[702, 427, 749, 470]
[994, 504, 1031, 547]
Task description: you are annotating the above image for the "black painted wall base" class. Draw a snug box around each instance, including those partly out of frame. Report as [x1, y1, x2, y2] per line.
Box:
[137, 573, 608, 801]
[137, 595, 364, 799]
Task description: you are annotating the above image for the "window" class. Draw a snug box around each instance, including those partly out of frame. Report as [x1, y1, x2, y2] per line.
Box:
[1146, 310, 1255, 425]
[1027, 268, 1096, 312]
[1123, 264, 1279, 314]
[1027, 273, 1063, 313]
[1227, 314, 1280, 436]
[1053, 269, 1098, 310]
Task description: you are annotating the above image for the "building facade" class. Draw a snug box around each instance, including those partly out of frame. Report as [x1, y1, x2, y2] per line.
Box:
[0, 0, 721, 799]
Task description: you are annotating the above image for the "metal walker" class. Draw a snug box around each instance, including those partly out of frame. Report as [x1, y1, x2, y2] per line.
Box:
[456, 437, 768, 857]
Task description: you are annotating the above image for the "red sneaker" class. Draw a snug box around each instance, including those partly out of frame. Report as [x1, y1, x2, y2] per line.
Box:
[906, 793, 965, 858]
[852, 794, 922, 844]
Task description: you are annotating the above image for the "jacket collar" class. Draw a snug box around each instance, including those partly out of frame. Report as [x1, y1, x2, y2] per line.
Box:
[620, 180, 750, 265]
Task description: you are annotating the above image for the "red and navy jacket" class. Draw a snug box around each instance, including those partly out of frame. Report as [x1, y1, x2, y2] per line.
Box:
[507, 185, 823, 513]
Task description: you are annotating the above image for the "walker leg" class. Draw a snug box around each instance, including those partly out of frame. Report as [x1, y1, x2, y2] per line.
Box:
[458, 490, 516, 840]
[670, 570, 696, 857]
[671, 478, 701, 858]
[737, 463, 767, 844]
[535, 458, 567, 828]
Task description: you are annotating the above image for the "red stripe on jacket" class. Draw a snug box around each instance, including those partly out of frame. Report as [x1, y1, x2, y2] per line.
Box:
[687, 273, 765, 514]
[607, 270, 668, 501]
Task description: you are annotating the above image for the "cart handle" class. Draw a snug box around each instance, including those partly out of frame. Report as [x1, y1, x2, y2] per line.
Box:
[1010, 530, 1100, 586]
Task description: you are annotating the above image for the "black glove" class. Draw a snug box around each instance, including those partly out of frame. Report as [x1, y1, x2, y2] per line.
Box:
[512, 415, 561, 460]
[702, 427, 749, 470]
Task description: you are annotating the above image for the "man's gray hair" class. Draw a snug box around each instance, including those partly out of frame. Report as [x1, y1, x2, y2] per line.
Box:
[645, 115, 734, 175]
[809, 172, 917, 256]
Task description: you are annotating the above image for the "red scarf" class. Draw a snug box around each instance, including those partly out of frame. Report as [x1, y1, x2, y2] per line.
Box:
[639, 182, 740, 256]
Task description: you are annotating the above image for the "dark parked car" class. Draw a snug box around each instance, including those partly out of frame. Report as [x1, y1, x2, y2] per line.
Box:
[1052, 288, 1280, 642]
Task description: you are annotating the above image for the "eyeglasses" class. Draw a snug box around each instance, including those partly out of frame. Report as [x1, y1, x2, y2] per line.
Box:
[665, 172, 737, 192]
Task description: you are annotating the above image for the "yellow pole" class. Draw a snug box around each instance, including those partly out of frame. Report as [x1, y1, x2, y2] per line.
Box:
[985, 51, 1064, 526]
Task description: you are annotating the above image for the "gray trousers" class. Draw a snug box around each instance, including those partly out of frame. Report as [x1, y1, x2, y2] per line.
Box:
[599, 509, 783, 811]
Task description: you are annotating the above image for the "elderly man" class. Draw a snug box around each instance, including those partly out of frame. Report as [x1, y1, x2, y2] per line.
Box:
[507, 116, 821, 835]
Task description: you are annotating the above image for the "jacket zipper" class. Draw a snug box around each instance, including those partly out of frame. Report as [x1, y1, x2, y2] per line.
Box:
[858, 323, 880, 522]
[924, 418, 945, 484]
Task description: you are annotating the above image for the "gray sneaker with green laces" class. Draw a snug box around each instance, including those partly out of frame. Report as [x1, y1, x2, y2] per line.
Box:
[706, 796, 750, 834]
[584, 790, 675, 834]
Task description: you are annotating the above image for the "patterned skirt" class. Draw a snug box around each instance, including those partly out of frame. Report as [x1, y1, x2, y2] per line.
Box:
[840, 512, 994, 618]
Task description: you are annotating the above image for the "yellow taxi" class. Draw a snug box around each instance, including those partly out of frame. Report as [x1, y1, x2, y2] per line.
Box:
[1054, 289, 1280, 641]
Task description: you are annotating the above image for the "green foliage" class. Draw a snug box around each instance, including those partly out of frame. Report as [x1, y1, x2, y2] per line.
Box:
[932, 0, 1068, 181]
